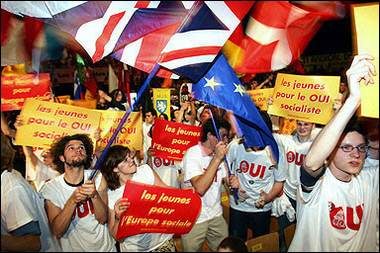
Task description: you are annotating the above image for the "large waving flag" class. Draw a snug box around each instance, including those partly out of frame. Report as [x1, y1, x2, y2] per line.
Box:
[1, 8, 67, 67]
[192, 54, 279, 163]
[157, 1, 254, 82]
[1, 1, 193, 78]
[1, 2, 191, 61]
[222, 1, 347, 75]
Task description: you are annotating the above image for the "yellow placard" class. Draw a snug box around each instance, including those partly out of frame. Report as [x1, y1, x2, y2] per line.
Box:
[351, 3, 379, 118]
[15, 98, 102, 149]
[97, 110, 142, 150]
[247, 88, 274, 111]
[267, 73, 340, 125]
[65, 99, 97, 109]
[279, 118, 297, 135]
[153, 88, 171, 120]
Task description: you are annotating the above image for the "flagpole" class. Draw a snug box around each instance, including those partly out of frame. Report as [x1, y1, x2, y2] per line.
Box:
[208, 109, 239, 204]
[89, 1, 203, 180]
[89, 64, 161, 180]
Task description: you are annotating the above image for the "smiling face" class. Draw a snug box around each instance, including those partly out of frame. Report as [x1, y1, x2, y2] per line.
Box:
[329, 131, 367, 182]
[296, 121, 314, 140]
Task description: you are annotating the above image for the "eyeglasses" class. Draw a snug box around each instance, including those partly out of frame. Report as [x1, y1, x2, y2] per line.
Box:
[339, 144, 368, 153]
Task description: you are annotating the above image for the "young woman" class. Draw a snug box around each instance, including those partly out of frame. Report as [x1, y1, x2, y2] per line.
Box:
[100, 145, 176, 252]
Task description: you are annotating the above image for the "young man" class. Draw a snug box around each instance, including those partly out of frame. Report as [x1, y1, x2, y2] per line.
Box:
[142, 108, 157, 163]
[288, 53, 377, 251]
[227, 110, 286, 241]
[272, 119, 318, 251]
[38, 134, 116, 252]
[181, 117, 239, 252]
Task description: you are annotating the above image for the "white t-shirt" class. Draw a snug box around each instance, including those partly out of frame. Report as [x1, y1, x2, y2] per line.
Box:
[25, 148, 44, 182]
[1, 170, 62, 252]
[142, 122, 153, 163]
[273, 133, 314, 201]
[34, 159, 60, 191]
[39, 170, 116, 252]
[227, 140, 286, 212]
[108, 164, 173, 252]
[364, 157, 379, 252]
[288, 166, 378, 252]
[181, 143, 227, 224]
[149, 157, 180, 188]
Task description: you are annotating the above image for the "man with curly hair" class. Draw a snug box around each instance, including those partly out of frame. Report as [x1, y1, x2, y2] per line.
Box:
[38, 134, 116, 252]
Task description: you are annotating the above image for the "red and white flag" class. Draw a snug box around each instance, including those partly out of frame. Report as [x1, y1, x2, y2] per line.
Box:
[223, 1, 347, 75]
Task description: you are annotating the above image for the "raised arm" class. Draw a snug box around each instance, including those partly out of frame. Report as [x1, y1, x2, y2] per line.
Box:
[175, 102, 190, 123]
[13, 115, 39, 169]
[189, 96, 197, 125]
[189, 141, 227, 196]
[303, 54, 376, 176]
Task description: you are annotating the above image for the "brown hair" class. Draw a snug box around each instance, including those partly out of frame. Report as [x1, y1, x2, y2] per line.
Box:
[50, 134, 94, 174]
[100, 145, 131, 190]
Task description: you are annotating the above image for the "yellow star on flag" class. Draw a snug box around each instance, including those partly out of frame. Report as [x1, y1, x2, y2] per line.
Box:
[233, 83, 246, 96]
[204, 76, 222, 90]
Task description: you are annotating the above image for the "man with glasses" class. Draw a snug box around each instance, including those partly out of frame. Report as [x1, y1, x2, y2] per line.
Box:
[288, 53, 378, 251]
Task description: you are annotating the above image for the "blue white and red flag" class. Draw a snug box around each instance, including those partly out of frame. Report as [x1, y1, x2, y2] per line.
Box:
[157, 1, 254, 82]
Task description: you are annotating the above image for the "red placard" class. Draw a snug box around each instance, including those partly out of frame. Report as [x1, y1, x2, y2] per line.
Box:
[151, 118, 202, 161]
[116, 180, 201, 240]
[1, 73, 51, 111]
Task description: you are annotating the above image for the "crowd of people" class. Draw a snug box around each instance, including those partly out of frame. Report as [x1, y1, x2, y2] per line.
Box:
[1, 53, 378, 252]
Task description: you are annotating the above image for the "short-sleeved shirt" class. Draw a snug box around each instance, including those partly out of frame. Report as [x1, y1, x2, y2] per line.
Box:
[273, 133, 314, 200]
[39, 170, 116, 252]
[288, 166, 378, 251]
[227, 140, 286, 212]
[181, 142, 227, 224]
[149, 157, 180, 188]
[1, 170, 62, 252]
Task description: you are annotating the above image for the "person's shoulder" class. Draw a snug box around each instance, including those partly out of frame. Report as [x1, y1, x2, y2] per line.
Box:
[187, 143, 201, 153]
[2, 170, 28, 188]
[182, 143, 202, 159]
[227, 138, 240, 149]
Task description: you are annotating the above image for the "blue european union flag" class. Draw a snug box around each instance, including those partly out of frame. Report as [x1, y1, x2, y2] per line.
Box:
[192, 54, 279, 163]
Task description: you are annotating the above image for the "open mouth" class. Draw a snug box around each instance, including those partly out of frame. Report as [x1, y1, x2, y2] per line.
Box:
[349, 161, 360, 167]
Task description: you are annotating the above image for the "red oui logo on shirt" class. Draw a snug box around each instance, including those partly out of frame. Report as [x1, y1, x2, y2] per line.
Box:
[154, 157, 174, 167]
[328, 201, 363, 230]
[286, 151, 305, 166]
[72, 200, 95, 220]
[237, 161, 275, 179]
